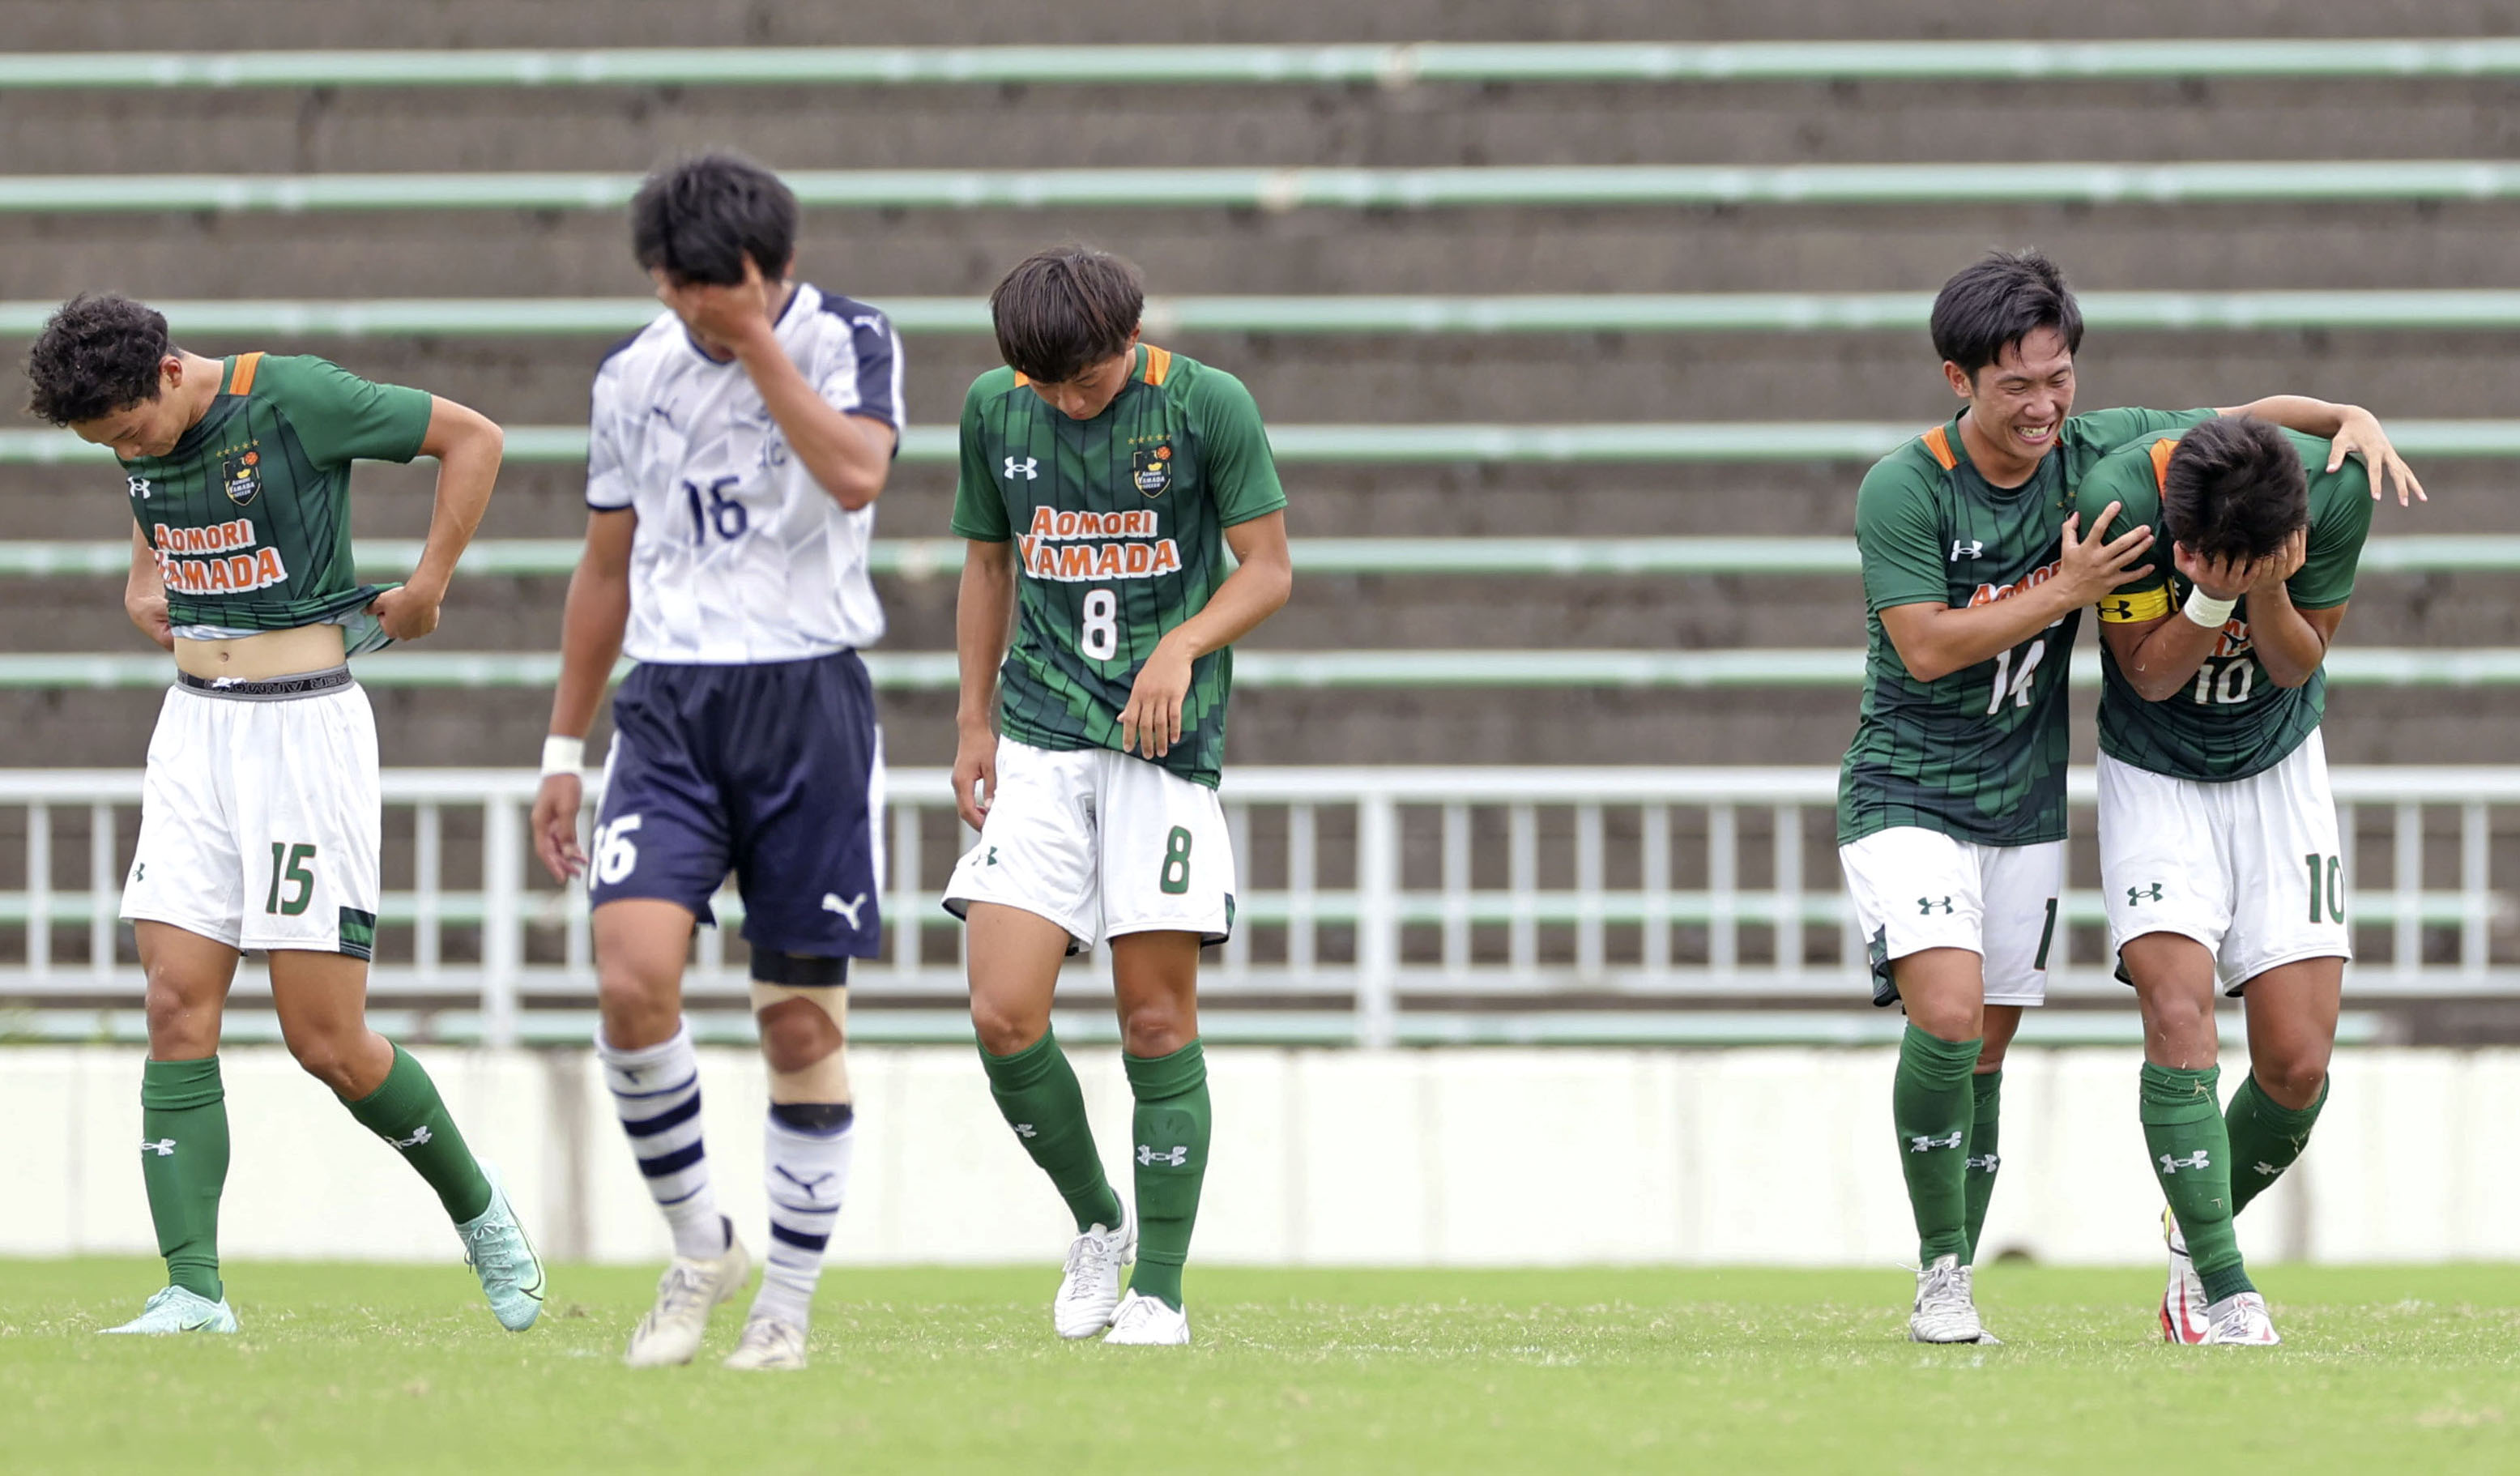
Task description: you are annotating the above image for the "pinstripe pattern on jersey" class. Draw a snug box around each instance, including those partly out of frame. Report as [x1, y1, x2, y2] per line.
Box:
[1836, 407, 2218, 848]
[961, 345, 1271, 788]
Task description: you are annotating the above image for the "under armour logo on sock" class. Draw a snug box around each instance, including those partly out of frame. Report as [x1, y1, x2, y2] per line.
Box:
[392, 1125, 434, 1150]
[1966, 1153, 2001, 1172]
[2160, 1150, 2211, 1174]
[1908, 1131, 1964, 1154]
[1013, 1123, 1038, 1138]
[2252, 1161, 2279, 1176]
[140, 1138, 176, 1156]
[1137, 1144, 1189, 1167]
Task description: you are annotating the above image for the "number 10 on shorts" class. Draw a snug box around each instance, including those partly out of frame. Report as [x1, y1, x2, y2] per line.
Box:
[2305, 851, 2346, 924]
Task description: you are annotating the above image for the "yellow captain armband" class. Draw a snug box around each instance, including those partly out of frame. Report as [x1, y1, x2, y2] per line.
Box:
[2098, 586, 2173, 623]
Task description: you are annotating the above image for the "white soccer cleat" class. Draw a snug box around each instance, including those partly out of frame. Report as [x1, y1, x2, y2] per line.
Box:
[2201, 1290, 2281, 1346]
[2160, 1207, 2209, 1345]
[722, 1314, 809, 1371]
[1908, 1253, 1993, 1344]
[1102, 1290, 1192, 1346]
[624, 1224, 753, 1367]
[1053, 1210, 1135, 1340]
[100, 1285, 238, 1336]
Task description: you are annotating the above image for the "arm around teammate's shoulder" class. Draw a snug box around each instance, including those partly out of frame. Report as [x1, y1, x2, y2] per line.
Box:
[1878, 505, 2151, 684]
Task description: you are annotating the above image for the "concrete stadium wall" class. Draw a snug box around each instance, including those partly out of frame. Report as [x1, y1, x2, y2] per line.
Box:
[4, 1043, 2514, 1269]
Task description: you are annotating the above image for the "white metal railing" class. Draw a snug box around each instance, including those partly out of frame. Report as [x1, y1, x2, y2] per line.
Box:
[2, 766, 2514, 1048]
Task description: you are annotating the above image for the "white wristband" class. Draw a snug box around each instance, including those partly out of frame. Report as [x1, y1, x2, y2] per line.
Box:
[539, 735, 586, 777]
[2182, 587, 2238, 629]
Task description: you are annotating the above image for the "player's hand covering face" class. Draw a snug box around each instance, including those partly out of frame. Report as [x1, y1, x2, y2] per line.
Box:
[655, 258, 784, 356]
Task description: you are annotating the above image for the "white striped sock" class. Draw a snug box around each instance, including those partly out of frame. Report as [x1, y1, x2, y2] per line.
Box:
[596, 1022, 724, 1261]
[752, 1110, 855, 1325]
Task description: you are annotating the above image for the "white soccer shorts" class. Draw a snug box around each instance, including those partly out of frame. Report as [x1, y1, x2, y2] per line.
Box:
[2099, 730, 2352, 995]
[942, 738, 1236, 953]
[121, 675, 383, 958]
[1839, 827, 2063, 1007]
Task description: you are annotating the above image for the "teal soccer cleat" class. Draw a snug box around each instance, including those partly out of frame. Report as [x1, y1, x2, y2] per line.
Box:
[457, 1162, 546, 1331]
[101, 1286, 239, 1335]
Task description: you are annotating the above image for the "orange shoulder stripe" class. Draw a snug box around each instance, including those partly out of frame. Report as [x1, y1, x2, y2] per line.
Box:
[1141, 344, 1173, 387]
[2147, 434, 2181, 492]
[227, 352, 263, 396]
[1921, 424, 1957, 471]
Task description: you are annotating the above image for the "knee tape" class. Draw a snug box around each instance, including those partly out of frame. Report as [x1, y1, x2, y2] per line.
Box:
[749, 980, 852, 1103]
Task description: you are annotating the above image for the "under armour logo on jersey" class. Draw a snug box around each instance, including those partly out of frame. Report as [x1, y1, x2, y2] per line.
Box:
[1137, 1144, 1189, 1167]
[141, 1138, 176, 1156]
[1967, 1153, 2001, 1173]
[2160, 1150, 2211, 1175]
[1917, 896, 1954, 915]
[821, 892, 870, 928]
[127, 476, 152, 500]
[1949, 539, 1985, 561]
[1004, 456, 1039, 480]
[1908, 1131, 1963, 1154]
[391, 1125, 433, 1150]
[2127, 882, 2164, 906]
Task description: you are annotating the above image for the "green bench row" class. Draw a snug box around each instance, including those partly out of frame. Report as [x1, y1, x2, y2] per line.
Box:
[5, 41, 2516, 90]
[11, 292, 2520, 339]
[10, 162, 2520, 213]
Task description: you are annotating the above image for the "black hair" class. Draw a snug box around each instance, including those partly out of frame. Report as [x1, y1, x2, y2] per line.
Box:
[989, 245, 1145, 384]
[24, 292, 172, 424]
[2161, 416, 2310, 562]
[629, 151, 798, 287]
[1929, 250, 2084, 381]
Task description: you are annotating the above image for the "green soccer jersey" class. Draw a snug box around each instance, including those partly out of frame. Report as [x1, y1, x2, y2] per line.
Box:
[1837, 406, 2215, 847]
[122, 352, 433, 637]
[2076, 428, 2372, 781]
[952, 344, 1288, 787]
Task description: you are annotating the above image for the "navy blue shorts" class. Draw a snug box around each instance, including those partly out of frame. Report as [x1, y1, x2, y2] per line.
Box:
[590, 651, 884, 960]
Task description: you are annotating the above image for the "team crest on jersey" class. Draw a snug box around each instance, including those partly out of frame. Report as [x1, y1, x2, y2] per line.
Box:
[1131, 444, 1173, 497]
[221, 449, 262, 507]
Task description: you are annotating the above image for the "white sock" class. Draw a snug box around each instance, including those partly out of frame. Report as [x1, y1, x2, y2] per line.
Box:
[595, 1022, 726, 1261]
[751, 1105, 855, 1325]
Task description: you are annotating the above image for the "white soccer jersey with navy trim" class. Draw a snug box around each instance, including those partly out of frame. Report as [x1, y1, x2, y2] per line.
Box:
[586, 282, 904, 663]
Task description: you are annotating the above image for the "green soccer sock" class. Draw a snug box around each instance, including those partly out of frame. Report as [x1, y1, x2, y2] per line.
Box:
[1964, 1068, 2003, 1262]
[2142, 1063, 2253, 1304]
[340, 1044, 492, 1223]
[140, 1056, 229, 1301]
[1124, 1040, 1212, 1312]
[979, 1027, 1124, 1234]
[1893, 1024, 1981, 1266]
[2226, 1073, 2328, 1217]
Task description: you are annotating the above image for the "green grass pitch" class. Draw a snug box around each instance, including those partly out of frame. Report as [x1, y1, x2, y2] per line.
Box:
[6, 1260, 2520, 1474]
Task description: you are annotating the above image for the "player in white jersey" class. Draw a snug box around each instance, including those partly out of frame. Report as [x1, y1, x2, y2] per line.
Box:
[530, 153, 902, 1371]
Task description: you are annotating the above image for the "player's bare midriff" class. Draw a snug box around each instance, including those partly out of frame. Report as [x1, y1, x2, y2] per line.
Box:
[172, 622, 347, 682]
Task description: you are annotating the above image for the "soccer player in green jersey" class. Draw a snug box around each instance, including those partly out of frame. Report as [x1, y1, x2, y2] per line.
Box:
[2076, 416, 2415, 1345]
[25, 293, 541, 1336]
[942, 245, 1292, 1346]
[1839, 251, 2417, 1343]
